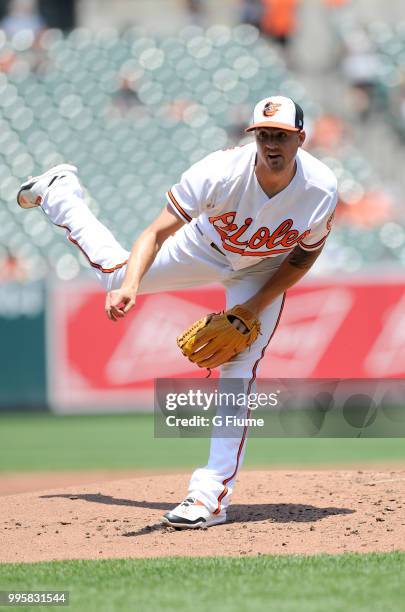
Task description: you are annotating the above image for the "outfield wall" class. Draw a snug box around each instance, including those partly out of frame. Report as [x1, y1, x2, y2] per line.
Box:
[0, 282, 47, 409]
[1, 276, 404, 412]
[45, 276, 405, 413]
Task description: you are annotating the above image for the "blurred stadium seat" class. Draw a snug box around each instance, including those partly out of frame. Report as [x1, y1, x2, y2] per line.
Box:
[0, 24, 403, 280]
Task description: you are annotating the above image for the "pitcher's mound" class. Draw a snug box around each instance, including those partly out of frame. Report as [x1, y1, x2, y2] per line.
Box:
[1, 469, 405, 563]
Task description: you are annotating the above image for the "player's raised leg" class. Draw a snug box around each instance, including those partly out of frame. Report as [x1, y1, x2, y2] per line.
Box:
[17, 166, 227, 295]
[17, 166, 132, 290]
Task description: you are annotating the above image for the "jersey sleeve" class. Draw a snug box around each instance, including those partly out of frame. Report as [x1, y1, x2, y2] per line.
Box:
[299, 191, 338, 251]
[166, 152, 221, 222]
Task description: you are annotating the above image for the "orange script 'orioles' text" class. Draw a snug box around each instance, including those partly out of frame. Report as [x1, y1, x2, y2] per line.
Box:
[208, 212, 311, 256]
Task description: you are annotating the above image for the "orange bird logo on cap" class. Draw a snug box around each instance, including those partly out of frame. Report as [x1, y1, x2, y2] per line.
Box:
[263, 101, 282, 117]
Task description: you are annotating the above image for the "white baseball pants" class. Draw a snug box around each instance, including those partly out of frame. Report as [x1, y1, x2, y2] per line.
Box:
[42, 174, 286, 514]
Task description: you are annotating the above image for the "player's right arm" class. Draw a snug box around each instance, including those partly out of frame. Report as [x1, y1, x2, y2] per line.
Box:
[106, 151, 219, 320]
[105, 205, 184, 321]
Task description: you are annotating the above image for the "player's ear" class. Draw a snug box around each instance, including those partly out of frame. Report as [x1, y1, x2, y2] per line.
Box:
[298, 130, 306, 147]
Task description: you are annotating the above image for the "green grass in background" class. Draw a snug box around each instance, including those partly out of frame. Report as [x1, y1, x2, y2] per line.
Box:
[0, 553, 404, 612]
[0, 414, 405, 472]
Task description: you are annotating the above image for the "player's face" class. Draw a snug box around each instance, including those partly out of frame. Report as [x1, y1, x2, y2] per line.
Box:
[255, 127, 305, 173]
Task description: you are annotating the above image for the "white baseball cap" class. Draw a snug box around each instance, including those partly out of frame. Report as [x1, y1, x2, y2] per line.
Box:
[245, 95, 304, 133]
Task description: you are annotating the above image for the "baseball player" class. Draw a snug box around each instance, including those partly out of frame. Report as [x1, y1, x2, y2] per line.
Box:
[17, 96, 337, 529]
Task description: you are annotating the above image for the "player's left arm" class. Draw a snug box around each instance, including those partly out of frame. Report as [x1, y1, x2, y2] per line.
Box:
[242, 244, 324, 316]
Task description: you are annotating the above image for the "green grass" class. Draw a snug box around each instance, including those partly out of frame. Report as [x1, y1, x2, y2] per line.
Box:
[1, 418, 404, 612]
[0, 553, 404, 612]
[0, 413, 405, 472]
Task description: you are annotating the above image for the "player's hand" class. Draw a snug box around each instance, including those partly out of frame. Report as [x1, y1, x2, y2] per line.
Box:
[105, 287, 137, 322]
[230, 299, 262, 333]
[229, 316, 248, 333]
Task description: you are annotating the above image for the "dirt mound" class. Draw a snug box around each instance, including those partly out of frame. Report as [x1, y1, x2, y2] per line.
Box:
[1, 470, 404, 562]
[0, 470, 178, 497]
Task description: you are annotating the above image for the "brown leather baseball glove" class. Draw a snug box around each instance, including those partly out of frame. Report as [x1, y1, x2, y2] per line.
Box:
[177, 305, 261, 369]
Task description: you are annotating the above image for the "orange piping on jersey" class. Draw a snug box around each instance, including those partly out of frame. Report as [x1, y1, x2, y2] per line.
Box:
[213, 293, 286, 515]
[326, 211, 335, 231]
[300, 211, 334, 250]
[167, 190, 192, 223]
[57, 224, 128, 273]
[299, 232, 329, 250]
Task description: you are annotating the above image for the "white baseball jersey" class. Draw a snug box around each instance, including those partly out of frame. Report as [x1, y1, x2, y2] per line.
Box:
[167, 143, 337, 271]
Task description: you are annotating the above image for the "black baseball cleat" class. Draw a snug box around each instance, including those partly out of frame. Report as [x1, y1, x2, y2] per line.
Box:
[162, 497, 227, 529]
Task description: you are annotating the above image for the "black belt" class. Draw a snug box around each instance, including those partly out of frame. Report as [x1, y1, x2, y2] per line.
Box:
[196, 223, 225, 256]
